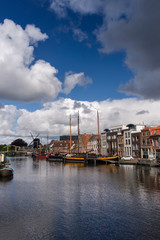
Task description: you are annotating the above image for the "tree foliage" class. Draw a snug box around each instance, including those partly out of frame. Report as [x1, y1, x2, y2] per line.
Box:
[11, 138, 28, 147]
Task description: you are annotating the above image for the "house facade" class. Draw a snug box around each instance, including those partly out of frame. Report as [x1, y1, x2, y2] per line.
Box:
[123, 124, 145, 157]
[140, 127, 153, 160]
[87, 135, 98, 154]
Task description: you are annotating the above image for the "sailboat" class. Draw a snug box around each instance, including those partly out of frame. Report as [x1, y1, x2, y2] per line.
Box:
[63, 113, 86, 163]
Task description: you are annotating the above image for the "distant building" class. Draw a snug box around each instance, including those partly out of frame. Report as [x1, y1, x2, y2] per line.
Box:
[123, 124, 145, 157]
[140, 127, 153, 160]
[150, 126, 160, 161]
[50, 139, 78, 153]
[79, 134, 95, 153]
[60, 135, 78, 141]
[87, 135, 98, 154]
[131, 132, 141, 158]
[106, 125, 127, 156]
[117, 132, 124, 157]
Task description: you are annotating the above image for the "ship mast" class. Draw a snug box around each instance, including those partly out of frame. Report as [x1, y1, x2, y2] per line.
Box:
[78, 111, 80, 153]
[97, 110, 101, 155]
[70, 115, 72, 153]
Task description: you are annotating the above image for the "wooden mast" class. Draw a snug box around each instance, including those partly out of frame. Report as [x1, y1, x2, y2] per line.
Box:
[70, 115, 72, 153]
[78, 111, 80, 153]
[97, 110, 101, 155]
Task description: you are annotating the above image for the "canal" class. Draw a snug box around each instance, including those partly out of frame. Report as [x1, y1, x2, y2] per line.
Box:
[0, 157, 160, 240]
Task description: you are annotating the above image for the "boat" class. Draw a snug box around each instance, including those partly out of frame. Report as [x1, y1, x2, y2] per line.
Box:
[63, 153, 86, 163]
[97, 155, 120, 164]
[46, 153, 64, 162]
[0, 154, 13, 177]
[0, 167, 13, 177]
[32, 153, 47, 159]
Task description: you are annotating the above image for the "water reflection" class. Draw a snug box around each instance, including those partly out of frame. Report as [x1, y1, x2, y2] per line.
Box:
[0, 175, 13, 182]
[136, 166, 160, 191]
[0, 157, 160, 240]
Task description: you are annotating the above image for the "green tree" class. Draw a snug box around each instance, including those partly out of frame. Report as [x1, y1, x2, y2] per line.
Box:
[11, 139, 28, 147]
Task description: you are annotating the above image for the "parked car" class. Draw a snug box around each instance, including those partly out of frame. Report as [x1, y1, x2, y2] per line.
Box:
[121, 156, 133, 161]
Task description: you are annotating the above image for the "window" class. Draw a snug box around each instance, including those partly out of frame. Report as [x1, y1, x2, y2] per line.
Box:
[142, 132, 145, 136]
[128, 132, 130, 138]
[147, 138, 150, 145]
[142, 139, 145, 145]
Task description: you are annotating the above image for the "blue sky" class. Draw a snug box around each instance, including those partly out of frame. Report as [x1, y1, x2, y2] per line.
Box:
[0, 0, 160, 144]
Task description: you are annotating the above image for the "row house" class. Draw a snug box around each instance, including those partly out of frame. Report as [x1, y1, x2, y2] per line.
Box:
[117, 132, 124, 157]
[87, 135, 99, 154]
[101, 125, 127, 156]
[131, 132, 141, 158]
[101, 124, 145, 158]
[49, 139, 78, 153]
[123, 124, 145, 157]
[79, 134, 95, 153]
[140, 127, 152, 159]
[150, 126, 160, 161]
[141, 126, 160, 161]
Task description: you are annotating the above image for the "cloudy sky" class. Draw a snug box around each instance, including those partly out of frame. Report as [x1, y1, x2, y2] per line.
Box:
[0, 0, 160, 144]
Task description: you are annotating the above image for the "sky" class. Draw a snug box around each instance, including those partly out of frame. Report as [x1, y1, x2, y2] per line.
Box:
[0, 0, 160, 144]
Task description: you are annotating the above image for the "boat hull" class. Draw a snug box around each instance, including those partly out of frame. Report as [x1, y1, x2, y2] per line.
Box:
[63, 157, 85, 163]
[32, 154, 47, 159]
[0, 167, 13, 177]
[97, 156, 120, 164]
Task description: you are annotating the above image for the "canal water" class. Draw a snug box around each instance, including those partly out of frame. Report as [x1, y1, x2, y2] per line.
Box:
[0, 157, 160, 240]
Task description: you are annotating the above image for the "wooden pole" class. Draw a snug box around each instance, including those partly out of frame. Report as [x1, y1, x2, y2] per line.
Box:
[97, 110, 101, 155]
[70, 115, 71, 153]
[78, 111, 80, 153]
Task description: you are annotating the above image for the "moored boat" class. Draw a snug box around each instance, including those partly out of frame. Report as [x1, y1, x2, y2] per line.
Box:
[63, 153, 86, 163]
[46, 153, 64, 162]
[32, 153, 47, 159]
[0, 153, 13, 177]
[0, 167, 13, 177]
[97, 155, 120, 164]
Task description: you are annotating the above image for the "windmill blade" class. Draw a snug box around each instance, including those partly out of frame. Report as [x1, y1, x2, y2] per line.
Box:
[35, 133, 40, 138]
[29, 140, 34, 146]
[30, 132, 34, 140]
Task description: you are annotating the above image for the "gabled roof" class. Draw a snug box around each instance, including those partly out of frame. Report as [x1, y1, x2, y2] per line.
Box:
[88, 135, 98, 142]
[80, 134, 94, 148]
[150, 126, 160, 136]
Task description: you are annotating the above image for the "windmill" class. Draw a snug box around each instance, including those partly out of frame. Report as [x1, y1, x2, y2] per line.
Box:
[29, 132, 40, 149]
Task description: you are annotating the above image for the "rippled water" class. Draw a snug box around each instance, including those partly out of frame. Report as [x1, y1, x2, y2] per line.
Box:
[0, 157, 160, 240]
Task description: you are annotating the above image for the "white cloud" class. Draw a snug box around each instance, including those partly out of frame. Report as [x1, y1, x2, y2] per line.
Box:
[50, 0, 103, 17]
[1, 97, 160, 144]
[0, 19, 62, 102]
[50, 0, 160, 100]
[63, 72, 92, 94]
[72, 28, 88, 42]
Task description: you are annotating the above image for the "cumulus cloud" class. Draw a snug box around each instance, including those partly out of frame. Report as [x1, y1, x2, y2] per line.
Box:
[1, 97, 160, 144]
[50, 0, 160, 100]
[63, 71, 92, 94]
[0, 19, 62, 102]
[95, 0, 160, 99]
